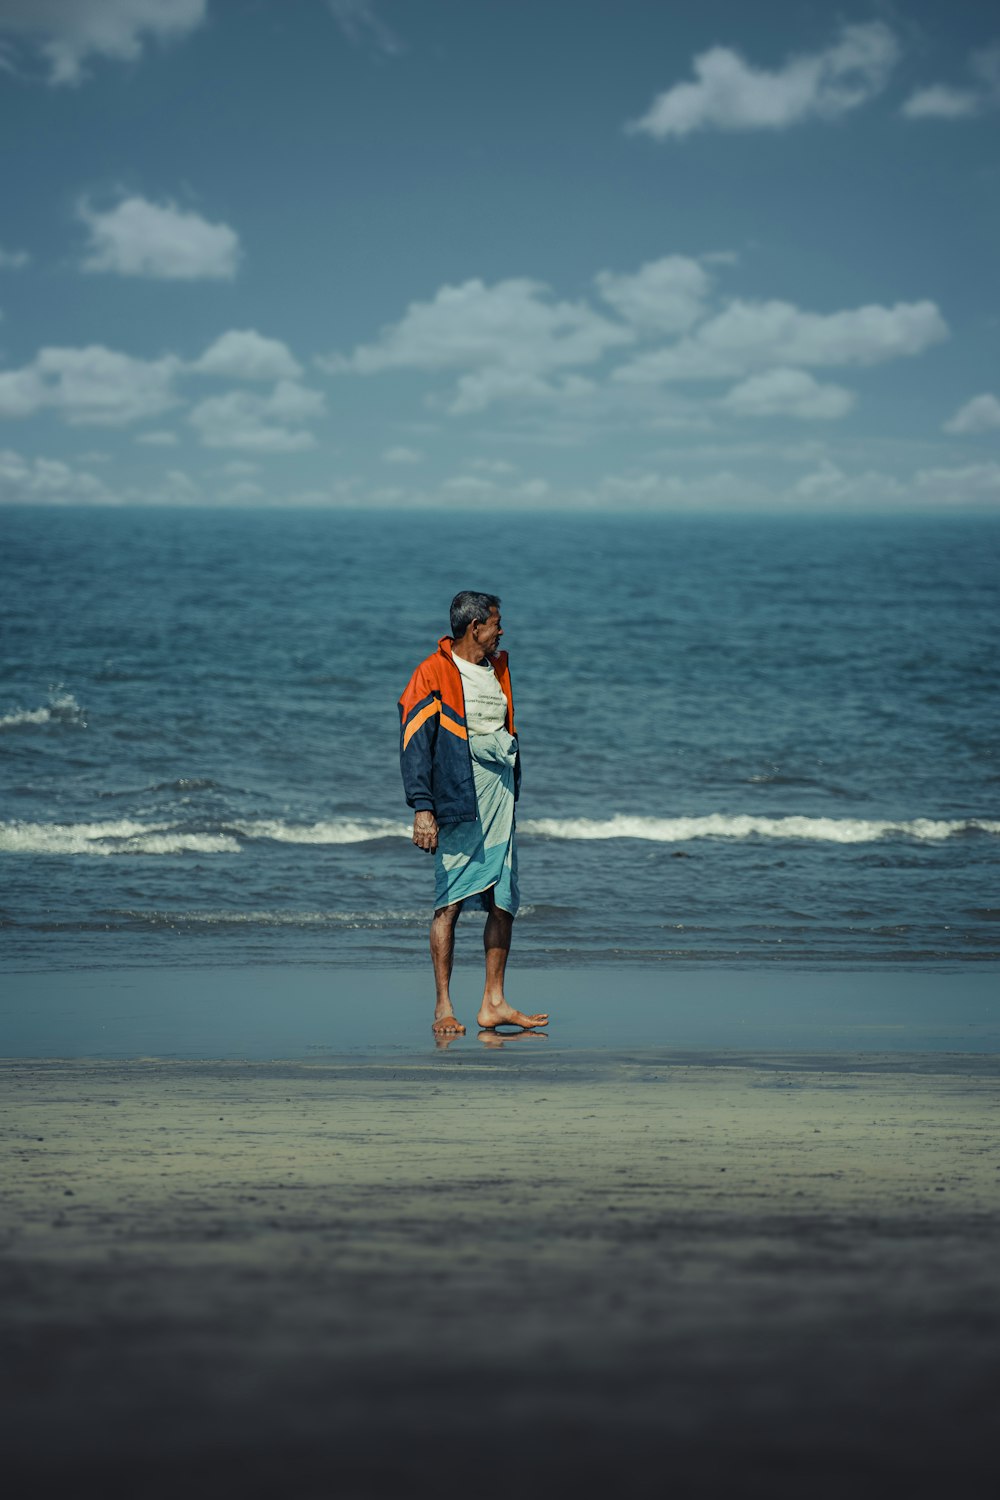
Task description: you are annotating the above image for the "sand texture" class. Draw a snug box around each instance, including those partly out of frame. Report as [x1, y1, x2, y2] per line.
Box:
[2, 1050, 999, 1498]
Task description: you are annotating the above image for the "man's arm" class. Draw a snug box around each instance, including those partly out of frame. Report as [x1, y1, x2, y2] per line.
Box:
[399, 664, 440, 846]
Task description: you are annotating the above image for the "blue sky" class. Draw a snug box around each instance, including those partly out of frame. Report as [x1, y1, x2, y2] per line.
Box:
[0, 0, 998, 511]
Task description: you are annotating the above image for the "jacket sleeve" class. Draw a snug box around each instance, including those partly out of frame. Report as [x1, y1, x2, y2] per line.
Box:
[399, 664, 439, 813]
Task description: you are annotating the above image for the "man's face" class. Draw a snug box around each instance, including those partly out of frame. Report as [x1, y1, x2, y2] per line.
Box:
[474, 608, 503, 655]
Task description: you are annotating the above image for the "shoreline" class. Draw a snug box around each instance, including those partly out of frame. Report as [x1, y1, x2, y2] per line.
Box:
[2, 962, 999, 1059]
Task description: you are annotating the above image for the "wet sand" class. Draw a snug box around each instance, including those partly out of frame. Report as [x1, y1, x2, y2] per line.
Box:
[2, 1048, 999, 1498]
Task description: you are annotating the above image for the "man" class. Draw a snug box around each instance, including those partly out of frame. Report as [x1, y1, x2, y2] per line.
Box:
[399, 591, 549, 1038]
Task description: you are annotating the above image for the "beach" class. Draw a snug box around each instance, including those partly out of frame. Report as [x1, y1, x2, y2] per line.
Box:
[3, 1027, 999, 1498]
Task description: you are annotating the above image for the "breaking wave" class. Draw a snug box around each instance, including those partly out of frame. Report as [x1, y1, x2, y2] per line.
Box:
[521, 815, 1000, 843]
[2, 812, 998, 857]
[0, 820, 239, 856]
[0, 690, 86, 730]
[232, 818, 409, 843]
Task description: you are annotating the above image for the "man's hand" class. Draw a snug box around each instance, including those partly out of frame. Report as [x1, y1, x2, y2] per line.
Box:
[412, 810, 439, 854]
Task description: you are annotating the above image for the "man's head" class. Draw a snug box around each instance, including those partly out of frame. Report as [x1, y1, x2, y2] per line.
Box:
[450, 590, 502, 658]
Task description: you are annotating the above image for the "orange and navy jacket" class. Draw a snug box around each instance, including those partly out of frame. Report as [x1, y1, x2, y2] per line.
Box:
[399, 636, 519, 823]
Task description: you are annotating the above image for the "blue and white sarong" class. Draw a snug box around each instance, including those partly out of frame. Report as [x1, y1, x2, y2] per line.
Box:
[434, 728, 519, 915]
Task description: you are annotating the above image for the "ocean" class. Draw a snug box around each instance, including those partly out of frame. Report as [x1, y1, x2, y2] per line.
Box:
[2, 505, 999, 973]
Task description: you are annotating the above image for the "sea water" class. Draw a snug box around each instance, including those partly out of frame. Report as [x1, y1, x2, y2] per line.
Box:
[2, 506, 998, 971]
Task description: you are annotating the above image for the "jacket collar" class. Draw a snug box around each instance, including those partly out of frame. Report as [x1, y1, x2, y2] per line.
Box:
[438, 636, 507, 672]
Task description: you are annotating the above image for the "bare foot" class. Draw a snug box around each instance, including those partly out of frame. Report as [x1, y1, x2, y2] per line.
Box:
[476, 999, 549, 1030]
[477, 1027, 548, 1048]
[432, 1012, 466, 1037]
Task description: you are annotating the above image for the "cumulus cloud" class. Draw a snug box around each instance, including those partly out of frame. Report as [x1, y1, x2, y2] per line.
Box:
[321, 277, 633, 378]
[792, 459, 1000, 510]
[470, 458, 518, 475]
[593, 255, 711, 333]
[217, 479, 265, 504]
[0, 246, 30, 269]
[720, 368, 855, 420]
[0, 345, 181, 425]
[0, 0, 207, 86]
[446, 369, 596, 416]
[0, 446, 118, 504]
[188, 380, 325, 451]
[901, 85, 980, 120]
[79, 195, 241, 280]
[321, 255, 947, 432]
[557, 459, 1000, 513]
[382, 445, 424, 463]
[627, 22, 898, 139]
[327, 0, 402, 56]
[614, 298, 947, 384]
[902, 43, 1000, 120]
[193, 330, 302, 382]
[944, 393, 1000, 434]
[441, 472, 551, 505]
[217, 459, 260, 477]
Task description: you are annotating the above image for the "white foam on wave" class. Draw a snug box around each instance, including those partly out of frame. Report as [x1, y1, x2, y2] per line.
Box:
[4, 812, 998, 857]
[520, 814, 1000, 844]
[0, 691, 86, 730]
[0, 820, 239, 856]
[234, 818, 410, 844]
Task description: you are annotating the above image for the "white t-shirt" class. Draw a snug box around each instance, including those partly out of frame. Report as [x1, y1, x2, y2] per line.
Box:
[453, 653, 509, 735]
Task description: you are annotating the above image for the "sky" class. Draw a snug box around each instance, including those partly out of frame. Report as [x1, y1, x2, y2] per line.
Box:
[0, 0, 998, 513]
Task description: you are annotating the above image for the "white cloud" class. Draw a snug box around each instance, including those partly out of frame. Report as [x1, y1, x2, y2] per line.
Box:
[792, 459, 1000, 510]
[321, 277, 633, 381]
[944, 393, 1000, 434]
[217, 480, 265, 504]
[442, 474, 497, 497]
[515, 478, 551, 501]
[193, 330, 302, 382]
[153, 468, 201, 504]
[0, 345, 181, 425]
[0, 365, 46, 417]
[217, 459, 260, 477]
[0, 246, 30, 269]
[446, 369, 596, 416]
[614, 298, 947, 384]
[0, 446, 119, 504]
[79, 195, 241, 280]
[471, 457, 518, 475]
[901, 85, 980, 120]
[0, 0, 207, 86]
[562, 459, 1000, 513]
[911, 461, 1000, 505]
[135, 429, 178, 445]
[594, 255, 711, 333]
[327, 0, 402, 56]
[627, 22, 898, 139]
[902, 43, 1000, 120]
[188, 380, 325, 451]
[382, 445, 424, 464]
[720, 368, 855, 420]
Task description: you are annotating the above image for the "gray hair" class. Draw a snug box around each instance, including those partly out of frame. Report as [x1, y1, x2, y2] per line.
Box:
[450, 590, 500, 639]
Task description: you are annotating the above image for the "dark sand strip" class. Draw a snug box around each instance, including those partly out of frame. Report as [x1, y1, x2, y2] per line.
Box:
[2, 1052, 999, 1498]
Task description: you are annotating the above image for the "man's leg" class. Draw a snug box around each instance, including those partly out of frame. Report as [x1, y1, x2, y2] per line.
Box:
[477, 889, 549, 1030]
[430, 902, 465, 1035]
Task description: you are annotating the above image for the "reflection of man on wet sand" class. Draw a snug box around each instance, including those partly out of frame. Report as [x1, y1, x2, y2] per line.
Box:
[398, 591, 549, 1039]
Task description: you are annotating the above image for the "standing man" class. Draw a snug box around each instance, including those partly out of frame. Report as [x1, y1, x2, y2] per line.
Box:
[399, 591, 549, 1038]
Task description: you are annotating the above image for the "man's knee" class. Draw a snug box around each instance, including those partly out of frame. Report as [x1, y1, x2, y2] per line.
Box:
[433, 901, 462, 923]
